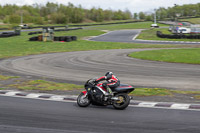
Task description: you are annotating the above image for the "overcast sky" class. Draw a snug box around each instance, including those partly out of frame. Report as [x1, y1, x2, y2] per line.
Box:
[0, 0, 199, 13]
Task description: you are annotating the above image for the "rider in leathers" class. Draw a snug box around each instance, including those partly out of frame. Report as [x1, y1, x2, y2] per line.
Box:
[95, 72, 120, 95]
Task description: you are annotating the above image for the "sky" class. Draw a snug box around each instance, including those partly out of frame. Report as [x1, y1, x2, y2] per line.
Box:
[0, 0, 200, 13]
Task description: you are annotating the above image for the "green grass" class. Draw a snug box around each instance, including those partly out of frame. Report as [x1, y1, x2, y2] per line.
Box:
[89, 22, 168, 31]
[180, 17, 200, 24]
[194, 95, 200, 99]
[129, 48, 200, 64]
[130, 88, 200, 98]
[137, 28, 200, 42]
[131, 88, 172, 96]
[0, 28, 184, 59]
[5, 78, 200, 99]
[0, 75, 19, 80]
[0, 24, 12, 29]
[8, 79, 84, 91]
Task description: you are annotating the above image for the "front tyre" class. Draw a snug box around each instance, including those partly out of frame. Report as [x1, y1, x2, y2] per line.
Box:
[77, 92, 91, 107]
[113, 93, 130, 110]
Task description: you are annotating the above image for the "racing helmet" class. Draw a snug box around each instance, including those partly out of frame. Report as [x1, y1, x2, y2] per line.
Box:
[105, 72, 113, 76]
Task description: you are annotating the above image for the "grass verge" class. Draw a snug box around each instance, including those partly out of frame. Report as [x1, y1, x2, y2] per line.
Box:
[194, 95, 200, 99]
[87, 22, 168, 30]
[130, 88, 200, 99]
[129, 48, 200, 64]
[5, 79, 200, 100]
[1, 76, 200, 99]
[0, 75, 19, 80]
[8, 80, 83, 91]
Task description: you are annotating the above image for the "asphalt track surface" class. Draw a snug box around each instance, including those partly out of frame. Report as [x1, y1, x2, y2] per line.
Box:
[0, 96, 200, 133]
[90, 29, 200, 45]
[0, 49, 199, 90]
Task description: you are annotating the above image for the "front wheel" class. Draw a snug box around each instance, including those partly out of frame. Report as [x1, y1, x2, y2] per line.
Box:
[77, 92, 91, 107]
[113, 93, 130, 110]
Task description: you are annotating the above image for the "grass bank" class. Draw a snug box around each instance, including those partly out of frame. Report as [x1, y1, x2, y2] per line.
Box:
[129, 48, 200, 64]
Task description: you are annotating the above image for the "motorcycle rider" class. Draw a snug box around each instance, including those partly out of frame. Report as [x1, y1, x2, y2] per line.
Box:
[95, 72, 120, 96]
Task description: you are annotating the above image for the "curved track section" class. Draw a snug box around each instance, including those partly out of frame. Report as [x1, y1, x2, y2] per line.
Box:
[0, 49, 199, 90]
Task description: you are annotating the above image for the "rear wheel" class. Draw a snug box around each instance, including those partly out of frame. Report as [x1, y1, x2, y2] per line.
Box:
[77, 92, 91, 107]
[113, 93, 130, 110]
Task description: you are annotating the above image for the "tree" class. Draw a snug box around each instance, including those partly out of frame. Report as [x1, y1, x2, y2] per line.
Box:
[104, 10, 113, 21]
[139, 12, 145, 19]
[145, 15, 152, 21]
[71, 6, 84, 23]
[133, 13, 138, 19]
[9, 14, 20, 24]
[50, 12, 66, 24]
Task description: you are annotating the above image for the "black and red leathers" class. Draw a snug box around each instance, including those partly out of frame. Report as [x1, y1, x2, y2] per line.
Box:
[96, 72, 120, 91]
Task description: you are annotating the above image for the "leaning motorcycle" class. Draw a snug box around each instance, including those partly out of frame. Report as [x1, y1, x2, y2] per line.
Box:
[77, 78, 134, 110]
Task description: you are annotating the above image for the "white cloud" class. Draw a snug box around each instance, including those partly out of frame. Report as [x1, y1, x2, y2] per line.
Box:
[0, 0, 199, 13]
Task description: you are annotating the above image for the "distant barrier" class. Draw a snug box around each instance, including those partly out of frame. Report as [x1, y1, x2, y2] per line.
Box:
[0, 32, 20, 38]
[157, 31, 200, 39]
[29, 36, 77, 42]
[28, 27, 82, 35]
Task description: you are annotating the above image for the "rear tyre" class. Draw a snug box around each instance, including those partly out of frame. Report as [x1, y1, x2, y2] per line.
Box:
[77, 92, 91, 107]
[113, 93, 130, 110]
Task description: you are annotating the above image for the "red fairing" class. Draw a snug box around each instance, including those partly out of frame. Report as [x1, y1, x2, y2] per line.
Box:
[82, 91, 87, 95]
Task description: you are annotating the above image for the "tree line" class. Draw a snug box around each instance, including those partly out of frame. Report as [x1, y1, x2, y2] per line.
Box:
[0, 2, 200, 25]
[137, 3, 200, 21]
[0, 2, 132, 24]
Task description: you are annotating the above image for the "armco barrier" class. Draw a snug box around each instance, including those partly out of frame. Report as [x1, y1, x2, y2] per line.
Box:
[0, 32, 20, 38]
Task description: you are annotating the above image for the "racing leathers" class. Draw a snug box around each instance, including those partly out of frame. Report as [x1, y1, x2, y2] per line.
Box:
[95, 74, 120, 94]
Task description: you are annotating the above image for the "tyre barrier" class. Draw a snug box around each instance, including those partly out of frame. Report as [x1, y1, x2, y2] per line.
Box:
[28, 31, 42, 35]
[29, 36, 38, 41]
[28, 28, 82, 35]
[29, 36, 77, 42]
[56, 36, 77, 42]
[0, 32, 20, 38]
[156, 31, 200, 39]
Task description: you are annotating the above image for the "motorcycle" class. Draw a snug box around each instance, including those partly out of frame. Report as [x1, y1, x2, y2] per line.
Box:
[77, 78, 134, 110]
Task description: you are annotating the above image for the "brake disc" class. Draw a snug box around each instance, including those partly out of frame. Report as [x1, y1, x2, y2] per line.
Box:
[116, 96, 124, 104]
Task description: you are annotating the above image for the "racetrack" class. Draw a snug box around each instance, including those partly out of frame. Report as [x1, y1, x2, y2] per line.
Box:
[1, 28, 200, 133]
[0, 49, 199, 90]
[0, 96, 200, 133]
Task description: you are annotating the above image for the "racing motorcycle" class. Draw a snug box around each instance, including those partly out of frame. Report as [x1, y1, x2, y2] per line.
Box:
[77, 78, 134, 110]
